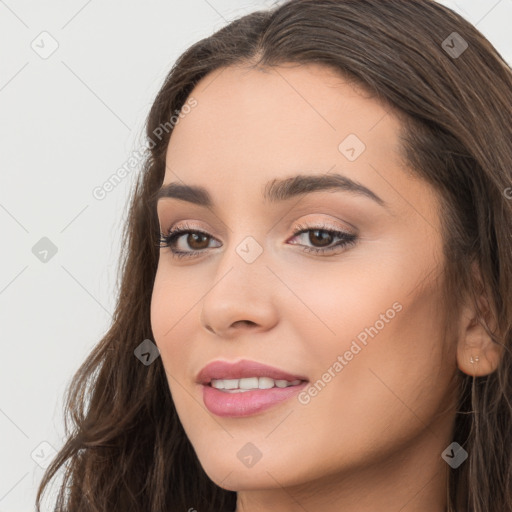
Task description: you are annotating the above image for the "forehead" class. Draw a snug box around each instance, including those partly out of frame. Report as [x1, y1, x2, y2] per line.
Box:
[163, 63, 405, 201]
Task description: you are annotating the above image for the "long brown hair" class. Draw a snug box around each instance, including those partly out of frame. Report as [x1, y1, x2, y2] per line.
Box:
[36, 1, 512, 510]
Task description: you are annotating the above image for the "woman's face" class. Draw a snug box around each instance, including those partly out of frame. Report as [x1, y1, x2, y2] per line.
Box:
[151, 63, 458, 502]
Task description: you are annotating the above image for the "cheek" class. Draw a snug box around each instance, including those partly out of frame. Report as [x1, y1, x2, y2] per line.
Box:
[284, 255, 453, 444]
[300, 278, 452, 443]
[150, 274, 201, 423]
[150, 261, 198, 335]
[150, 269, 196, 371]
[288, 236, 444, 375]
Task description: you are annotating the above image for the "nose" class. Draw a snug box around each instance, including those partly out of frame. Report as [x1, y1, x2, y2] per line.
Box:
[200, 236, 280, 338]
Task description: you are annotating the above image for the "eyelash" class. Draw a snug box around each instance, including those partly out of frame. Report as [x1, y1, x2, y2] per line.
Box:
[157, 221, 357, 260]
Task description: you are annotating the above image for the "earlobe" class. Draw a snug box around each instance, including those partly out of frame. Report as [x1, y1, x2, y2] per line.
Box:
[456, 263, 502, 377]
[457, 336, 502, 377]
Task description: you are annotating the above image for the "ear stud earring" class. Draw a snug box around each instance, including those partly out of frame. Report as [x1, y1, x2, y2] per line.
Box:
[470, 355, 480, 364]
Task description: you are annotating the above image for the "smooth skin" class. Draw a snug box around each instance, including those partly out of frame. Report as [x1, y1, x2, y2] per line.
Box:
[150, 63, 501, 512]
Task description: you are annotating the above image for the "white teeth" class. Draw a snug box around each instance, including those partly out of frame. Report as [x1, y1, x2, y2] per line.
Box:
[258, 377, 275, 389]
[210, 377, 302, 392]
[223, 379, 239, 390]
[239, 377, 259, 389]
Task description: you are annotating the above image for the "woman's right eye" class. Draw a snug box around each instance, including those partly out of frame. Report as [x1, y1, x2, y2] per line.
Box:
[158, 222, 221, 259]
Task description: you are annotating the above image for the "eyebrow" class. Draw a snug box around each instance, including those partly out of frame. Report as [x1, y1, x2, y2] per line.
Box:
[155, 173, 387, 209]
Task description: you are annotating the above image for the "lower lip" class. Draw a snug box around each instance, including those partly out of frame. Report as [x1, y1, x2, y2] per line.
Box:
[201, 382, 308, 417]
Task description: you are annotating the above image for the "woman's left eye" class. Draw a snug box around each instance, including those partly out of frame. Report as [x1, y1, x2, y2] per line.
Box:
[288, 222, 358, 256]
[157, 221, 358, 260]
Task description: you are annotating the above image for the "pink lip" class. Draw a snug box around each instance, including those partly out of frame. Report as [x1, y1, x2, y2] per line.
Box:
[201, 382, 308, 417]
[196, 358, 308, 384]
[196, 359, 309, 418]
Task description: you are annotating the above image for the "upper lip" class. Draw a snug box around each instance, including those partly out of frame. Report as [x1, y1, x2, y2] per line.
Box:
[196, 359, 309, 384]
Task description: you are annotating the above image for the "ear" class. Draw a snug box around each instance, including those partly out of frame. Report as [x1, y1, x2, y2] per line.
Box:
[456, 261, 502, 377]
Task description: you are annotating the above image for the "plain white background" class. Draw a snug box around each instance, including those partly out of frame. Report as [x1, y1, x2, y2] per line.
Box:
[0, 1, 510, 510]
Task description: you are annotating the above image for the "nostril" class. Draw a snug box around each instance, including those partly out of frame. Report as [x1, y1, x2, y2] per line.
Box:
[233, 320, 257, 328]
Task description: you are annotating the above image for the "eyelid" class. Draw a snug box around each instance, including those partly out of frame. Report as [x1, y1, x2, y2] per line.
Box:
[283, 213, 358, 238]
[292, 219, 356, 234]
[163, 220, 218, 238]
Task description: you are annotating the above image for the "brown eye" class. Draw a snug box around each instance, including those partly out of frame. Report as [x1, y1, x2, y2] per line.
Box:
[288, 222, 358, 256]
[308, 229, 334, 247]
[186, 232, 210, 250]
[158, 223, 221, 259]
